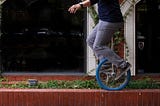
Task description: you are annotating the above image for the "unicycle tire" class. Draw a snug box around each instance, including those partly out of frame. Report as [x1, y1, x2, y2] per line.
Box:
[96, 58, 131, 91]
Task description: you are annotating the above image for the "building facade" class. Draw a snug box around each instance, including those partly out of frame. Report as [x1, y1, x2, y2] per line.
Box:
[0, 0, 159, 76]
[88, 0, 160, 75]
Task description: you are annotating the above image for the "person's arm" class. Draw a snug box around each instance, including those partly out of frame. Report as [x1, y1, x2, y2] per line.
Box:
[68, 0, 91, 14]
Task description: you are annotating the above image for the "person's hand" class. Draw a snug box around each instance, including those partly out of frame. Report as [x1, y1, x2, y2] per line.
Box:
[68, 4, 81, 14]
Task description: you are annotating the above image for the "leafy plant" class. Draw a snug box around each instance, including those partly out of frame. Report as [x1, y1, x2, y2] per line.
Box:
[126, 77, 160, 89]
[0, 78, 100, 89]
[88, 6, 99, 26]
[0, 77, 160, 89]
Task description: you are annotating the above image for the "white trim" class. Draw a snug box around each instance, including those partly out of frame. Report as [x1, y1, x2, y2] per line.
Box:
[0, 0, 6, 5]
[86, 7, 97, 76]
[121, 0, 136, 75]
[124, 9, 136, 76]
[121, 0, 141, 76]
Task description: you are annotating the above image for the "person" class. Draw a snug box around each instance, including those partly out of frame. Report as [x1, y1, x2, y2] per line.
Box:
[68, 0, 131, 79]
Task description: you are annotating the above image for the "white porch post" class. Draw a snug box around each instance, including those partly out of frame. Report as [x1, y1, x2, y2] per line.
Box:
[120, 0, 141, 76]
[86, 8, 97, 76]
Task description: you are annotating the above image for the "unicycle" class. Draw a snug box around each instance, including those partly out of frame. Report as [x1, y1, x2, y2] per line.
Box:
[96, 58, 131, 90]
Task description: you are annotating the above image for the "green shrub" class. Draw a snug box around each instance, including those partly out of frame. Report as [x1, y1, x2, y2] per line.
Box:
[0, 77, 160, 89]
[126, 78, 160, 89]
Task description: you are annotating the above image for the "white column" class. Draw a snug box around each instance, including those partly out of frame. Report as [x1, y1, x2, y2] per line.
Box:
[124, 9, 136, 76]
[120, 0, 141, 76]
[86, 8, 97, 76]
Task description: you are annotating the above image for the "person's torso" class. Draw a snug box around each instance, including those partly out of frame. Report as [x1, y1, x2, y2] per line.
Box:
[97, 0, 124, 22]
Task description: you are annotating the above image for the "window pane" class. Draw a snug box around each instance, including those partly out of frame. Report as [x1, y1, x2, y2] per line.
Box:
[1, 0, 86, 73]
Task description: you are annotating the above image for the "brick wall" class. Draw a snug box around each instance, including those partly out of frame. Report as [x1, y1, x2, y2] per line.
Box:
[0, 89, 160, 106]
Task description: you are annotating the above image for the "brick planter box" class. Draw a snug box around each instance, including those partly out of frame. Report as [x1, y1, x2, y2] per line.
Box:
[0, 89, 160, 106]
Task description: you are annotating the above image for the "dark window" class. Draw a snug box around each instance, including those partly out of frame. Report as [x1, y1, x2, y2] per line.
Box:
[0, 0, 86, 73]
[136, 0, 160, 74]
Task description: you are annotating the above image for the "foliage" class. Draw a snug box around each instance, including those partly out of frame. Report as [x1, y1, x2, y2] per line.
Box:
[126, 77, 160, 89]
[0, 78, 100, 89]
[0, 77, 160, 89]
[88, 6, 99, 26]
[38, 80, 100, 89]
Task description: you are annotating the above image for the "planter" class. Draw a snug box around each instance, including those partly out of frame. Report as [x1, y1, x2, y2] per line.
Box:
[0, 89, 160, 106]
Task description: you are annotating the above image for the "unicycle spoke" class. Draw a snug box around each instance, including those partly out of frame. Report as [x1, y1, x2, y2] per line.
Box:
[99, 71, 127, 88]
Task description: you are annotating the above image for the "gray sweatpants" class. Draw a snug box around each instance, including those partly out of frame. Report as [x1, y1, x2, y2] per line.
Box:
[86, 20, 125, 68]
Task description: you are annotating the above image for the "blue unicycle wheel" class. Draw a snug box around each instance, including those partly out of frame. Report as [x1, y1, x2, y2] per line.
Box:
[96, 58, 131, 90]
